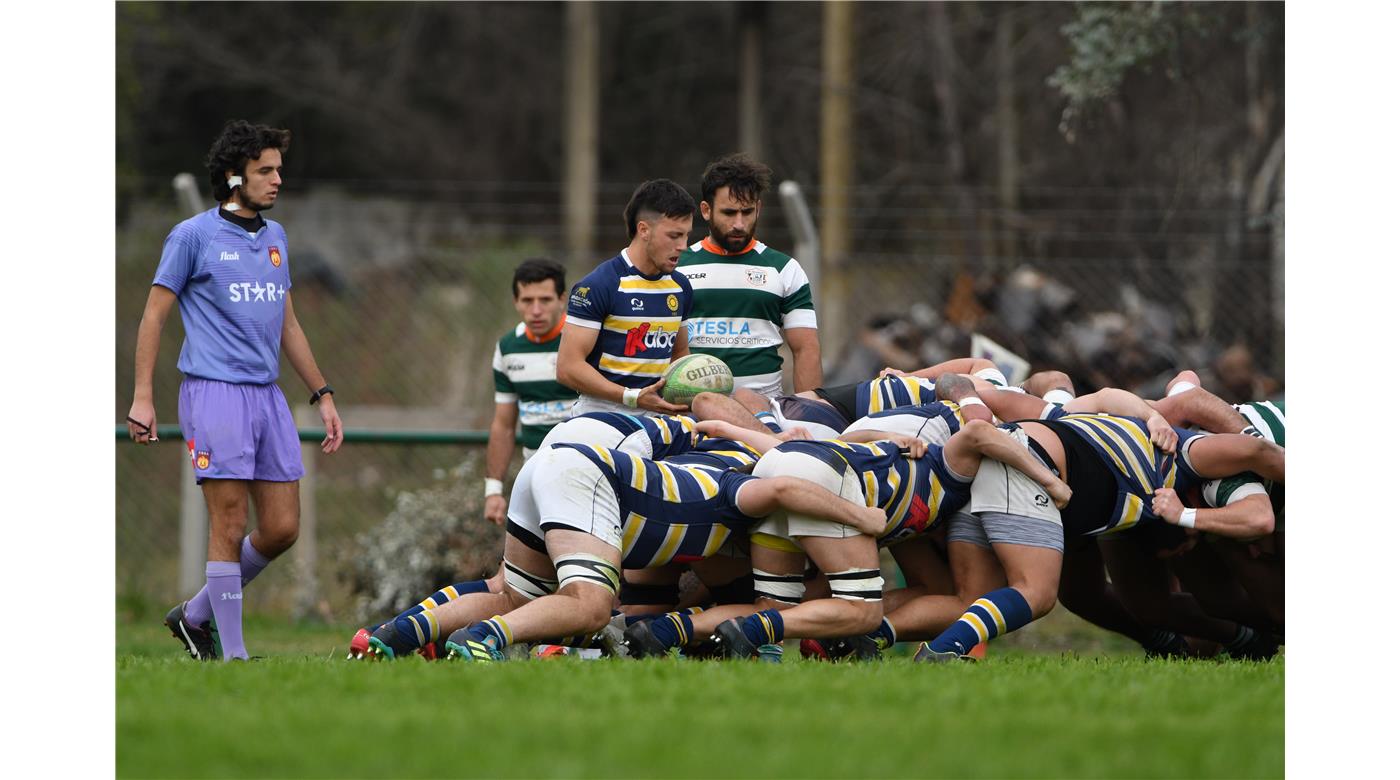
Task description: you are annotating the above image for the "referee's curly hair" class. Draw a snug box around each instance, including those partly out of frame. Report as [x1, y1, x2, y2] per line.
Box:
[205, 119, 291, 202]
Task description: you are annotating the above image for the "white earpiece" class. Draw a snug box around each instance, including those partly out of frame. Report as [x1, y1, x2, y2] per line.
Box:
[227, 175, 243, 188]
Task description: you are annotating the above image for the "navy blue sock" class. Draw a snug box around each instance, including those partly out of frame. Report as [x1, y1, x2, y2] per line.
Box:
[649, 611, 694, 649]
[740, 609, 785, 646]
[867, 617, 897, 649]
[927, 587, 1034, 655]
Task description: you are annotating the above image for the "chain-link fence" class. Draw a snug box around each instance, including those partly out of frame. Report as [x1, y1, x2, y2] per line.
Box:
[115, 177, 1282, 622]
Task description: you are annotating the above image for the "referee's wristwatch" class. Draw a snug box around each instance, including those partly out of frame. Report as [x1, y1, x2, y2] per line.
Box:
[309, 384, 335, 405]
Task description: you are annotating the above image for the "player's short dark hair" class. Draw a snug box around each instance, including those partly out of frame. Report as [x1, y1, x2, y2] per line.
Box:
[512, 257, 566, 298]
[623, 179, 697, 240]
[700, 153, 772, 207]
[205, 119, 292, 201]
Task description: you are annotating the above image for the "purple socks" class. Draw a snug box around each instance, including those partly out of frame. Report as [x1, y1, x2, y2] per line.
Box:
[204, 561, 246, 660]
[183, 536, 273, 660]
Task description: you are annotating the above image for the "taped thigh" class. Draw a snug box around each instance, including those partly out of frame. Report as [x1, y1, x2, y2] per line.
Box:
[753, 568, 805, 605]
[554, 552, 622, 596]
[503, 558, 557, 601]
[826, 568, 885, 602]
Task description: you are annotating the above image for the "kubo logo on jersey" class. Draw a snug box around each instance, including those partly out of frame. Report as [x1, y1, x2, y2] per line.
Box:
[622, 322, 676, 356]
[901, 494, 931, 534]
[269, 246, 282, 267]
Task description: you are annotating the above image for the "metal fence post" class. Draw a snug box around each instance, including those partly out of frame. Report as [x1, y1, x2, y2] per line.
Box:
[178, 460, 206, 595]
[293, 406, 320, 621]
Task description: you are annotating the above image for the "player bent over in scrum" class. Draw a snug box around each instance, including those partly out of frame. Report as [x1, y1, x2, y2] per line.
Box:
[364, 443, 887, 661]
[645, 419, 1068, 661]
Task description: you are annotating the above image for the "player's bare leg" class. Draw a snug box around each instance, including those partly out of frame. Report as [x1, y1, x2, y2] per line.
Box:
[249, 480, 300, 558]
[692, 391, 772, 433]
[445, 530, 621, 660]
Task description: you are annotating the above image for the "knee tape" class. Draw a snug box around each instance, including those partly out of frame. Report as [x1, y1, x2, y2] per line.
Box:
[504, 559, 557, 601]
[554, 553, 621, 596]
[753, 569, 805, 605]
[827, 568, 885, 602]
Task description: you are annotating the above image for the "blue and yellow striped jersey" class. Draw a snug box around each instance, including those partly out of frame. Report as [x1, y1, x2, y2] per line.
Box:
[565, 252, 694, 390]
[770, 439, 972, 547]
[666, 434, 762, 472]
[843, 400, 965, 446]
[550, 443, 760, 569]
[854, 376, 941, 418]
[1044, 413, 1204, 535]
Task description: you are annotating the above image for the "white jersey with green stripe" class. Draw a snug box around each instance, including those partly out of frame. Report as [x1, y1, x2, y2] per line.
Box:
[492, 322, 578, 450]
[678, 238, 817, 398]
[1235, 400, 1285, 446]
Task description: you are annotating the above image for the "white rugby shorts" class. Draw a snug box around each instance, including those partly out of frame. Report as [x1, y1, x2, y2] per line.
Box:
[750, 447, 867, 542]
[969, 426, 1062, 526]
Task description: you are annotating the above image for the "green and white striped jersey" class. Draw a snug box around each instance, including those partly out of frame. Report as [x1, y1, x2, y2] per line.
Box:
[1235, 400, 1285, 446]
[677, 237, 817, 398]
[492, 322, 577, 450]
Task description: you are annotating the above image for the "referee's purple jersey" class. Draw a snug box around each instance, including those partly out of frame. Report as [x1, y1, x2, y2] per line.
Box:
[152, 208, 292, 384]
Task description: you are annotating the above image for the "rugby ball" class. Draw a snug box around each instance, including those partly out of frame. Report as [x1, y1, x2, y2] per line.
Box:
[662, 354, 734, 405]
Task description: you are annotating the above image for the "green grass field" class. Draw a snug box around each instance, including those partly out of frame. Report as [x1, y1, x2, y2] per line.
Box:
[117, 615, 1282, 779]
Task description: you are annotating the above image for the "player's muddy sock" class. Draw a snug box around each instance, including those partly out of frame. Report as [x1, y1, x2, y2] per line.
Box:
[649, 611, 695, 650]
[392, 611, 439, 650]
[205, 561, 247, 660]
[867, 617, 897, 649]
[1222, 625, 1257, 654]
[395, 579, 491, 622]
[740, 609, 785, 646]
[927, 587, 1033, 655]
[467, 616, 513, 648]
[183, 536, 273, 627]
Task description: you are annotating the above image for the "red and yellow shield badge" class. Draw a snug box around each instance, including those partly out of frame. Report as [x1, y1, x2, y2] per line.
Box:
[269, 246, 283, 268]
[195, 451, 211, 470]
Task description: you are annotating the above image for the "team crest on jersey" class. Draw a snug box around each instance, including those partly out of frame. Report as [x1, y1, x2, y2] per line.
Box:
[268, 246, 283, 268]
[666, 294, 679, 312]
[745, 268, 767, 286]
[195, 450, 211, 470]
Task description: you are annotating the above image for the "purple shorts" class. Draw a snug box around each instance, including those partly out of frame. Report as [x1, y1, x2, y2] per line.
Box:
[178, 377, 305, 483]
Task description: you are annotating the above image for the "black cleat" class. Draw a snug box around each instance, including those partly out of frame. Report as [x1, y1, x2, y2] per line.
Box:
[623, 620, 671, 659]
[713, 619, 760, 660]
[165, 603, 215, 661]
[845, 634, 884, 661]
[1227, 629, 1280, 661]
